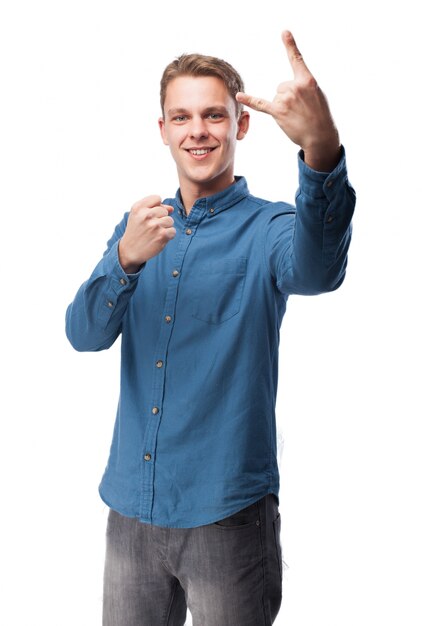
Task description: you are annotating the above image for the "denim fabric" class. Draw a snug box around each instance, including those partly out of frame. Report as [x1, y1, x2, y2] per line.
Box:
[66, 149, 355, 528]
[103, 494, 282, 626]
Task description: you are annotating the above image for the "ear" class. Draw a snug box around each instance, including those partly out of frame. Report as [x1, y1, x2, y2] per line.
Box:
[158, 117, 169, 145]
[236, 111, 250, 140]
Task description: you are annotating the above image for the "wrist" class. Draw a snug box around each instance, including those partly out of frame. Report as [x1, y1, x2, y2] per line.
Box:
[302, 136, 341, 173]
[118, 240, 144, 274]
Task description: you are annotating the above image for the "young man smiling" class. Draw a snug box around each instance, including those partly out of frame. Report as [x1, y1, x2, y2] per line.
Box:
[157, 74, 249, 212]
[66, 31, 355, 626]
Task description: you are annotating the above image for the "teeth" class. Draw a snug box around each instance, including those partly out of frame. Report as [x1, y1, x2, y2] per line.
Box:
[191, 149, 212, 155]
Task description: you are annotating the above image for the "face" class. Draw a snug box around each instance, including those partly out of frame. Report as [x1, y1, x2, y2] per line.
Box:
[159, 75, 249, 199]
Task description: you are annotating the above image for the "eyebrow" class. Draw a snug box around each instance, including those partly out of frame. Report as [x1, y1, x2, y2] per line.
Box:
[167, 108, 189, 117]
[166, 106, 230, 117]
[203, 106, 230, 116]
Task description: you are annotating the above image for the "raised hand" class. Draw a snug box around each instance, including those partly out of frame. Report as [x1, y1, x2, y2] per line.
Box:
[236, 31, 341, 172]
[118, 195, 176, 273]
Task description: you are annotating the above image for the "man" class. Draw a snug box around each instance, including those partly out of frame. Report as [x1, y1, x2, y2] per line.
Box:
[66, 30, 355, 626]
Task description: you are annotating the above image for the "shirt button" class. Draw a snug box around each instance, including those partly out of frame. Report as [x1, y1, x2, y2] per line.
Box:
[119, 278, 127, 286]
[326, 214, 334, 223]
[107, 300, 114, 308]
[172, 270, 180, 277]
[209, 207, 215, 214]
[326, 180, 333, 188]
[165, 315, 172, 323]
[152, 407, 160, 415]
[156, 360, 163, 368]
[186, 228, 192, 235]
[144, 453, 152, 461]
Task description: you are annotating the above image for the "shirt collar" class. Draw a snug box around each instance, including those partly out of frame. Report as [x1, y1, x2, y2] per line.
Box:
[175, 176, 250, 219]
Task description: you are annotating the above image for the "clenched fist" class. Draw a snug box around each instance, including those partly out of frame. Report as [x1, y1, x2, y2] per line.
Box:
[118, 195, 176, 273]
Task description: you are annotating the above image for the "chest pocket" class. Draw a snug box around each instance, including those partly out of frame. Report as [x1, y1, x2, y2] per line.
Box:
[191, 257, 247, 325]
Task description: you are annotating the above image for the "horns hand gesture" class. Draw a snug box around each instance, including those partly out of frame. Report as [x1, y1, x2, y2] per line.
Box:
[236, 31, 341, 172]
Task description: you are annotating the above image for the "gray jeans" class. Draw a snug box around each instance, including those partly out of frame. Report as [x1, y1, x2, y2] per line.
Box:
[103, 494, 282, 626]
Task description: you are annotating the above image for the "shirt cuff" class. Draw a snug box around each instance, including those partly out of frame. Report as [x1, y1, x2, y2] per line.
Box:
[298, 145, 348, 200]
[103, 240, 144, 289]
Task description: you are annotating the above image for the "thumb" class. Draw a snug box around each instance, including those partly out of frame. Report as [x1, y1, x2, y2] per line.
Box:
[236, 92, 273, 115]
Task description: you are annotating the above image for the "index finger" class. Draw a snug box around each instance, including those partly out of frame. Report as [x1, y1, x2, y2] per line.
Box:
[152, 204, 174, 217]
[282, 30, 311, 79]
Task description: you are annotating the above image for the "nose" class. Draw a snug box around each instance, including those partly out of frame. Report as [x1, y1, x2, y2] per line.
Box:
[189, 115, 209, 141]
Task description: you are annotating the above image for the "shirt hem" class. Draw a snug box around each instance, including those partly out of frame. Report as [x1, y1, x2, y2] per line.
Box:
[99, 485, 279, 528]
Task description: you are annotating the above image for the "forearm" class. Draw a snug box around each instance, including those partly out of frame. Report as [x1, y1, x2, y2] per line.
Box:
[65, 239, 142, 352]
[270, 147, 355, 295]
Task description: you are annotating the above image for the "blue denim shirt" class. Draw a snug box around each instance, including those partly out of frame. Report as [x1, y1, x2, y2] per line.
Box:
[66, 149, 355, 528]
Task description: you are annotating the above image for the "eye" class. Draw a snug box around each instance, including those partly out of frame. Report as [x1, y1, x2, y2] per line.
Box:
[173, 115, 188, 123]
[207, 113, 224, 120]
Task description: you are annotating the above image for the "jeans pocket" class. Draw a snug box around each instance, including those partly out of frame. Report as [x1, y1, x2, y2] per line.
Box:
[214, 500, 260, 529]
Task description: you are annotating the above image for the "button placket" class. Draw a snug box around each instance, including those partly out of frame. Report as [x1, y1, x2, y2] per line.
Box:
[139, 207, 202, 523]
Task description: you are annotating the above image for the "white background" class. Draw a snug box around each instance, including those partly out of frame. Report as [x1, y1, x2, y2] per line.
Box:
[1, 1, 421, 624]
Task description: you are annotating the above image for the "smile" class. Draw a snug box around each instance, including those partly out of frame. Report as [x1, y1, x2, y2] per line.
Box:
[192, 149, 212, 155]
[187, 148, 216, 155]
